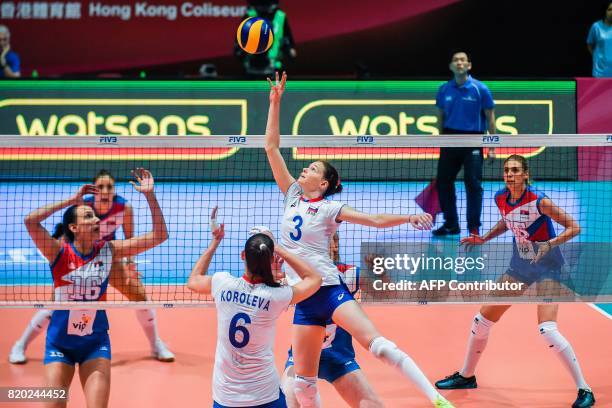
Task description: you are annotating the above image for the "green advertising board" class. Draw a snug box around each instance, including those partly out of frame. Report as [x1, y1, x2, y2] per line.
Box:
[0, 80, 576, 181]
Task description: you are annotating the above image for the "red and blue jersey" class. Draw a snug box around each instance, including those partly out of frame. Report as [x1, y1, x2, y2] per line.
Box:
[494, 186, 564, 271]
[47, 240, 112, 347]
[84, 195, 127, 241]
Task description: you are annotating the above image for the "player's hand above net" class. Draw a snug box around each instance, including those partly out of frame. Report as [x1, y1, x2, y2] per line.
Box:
[267, 71, 286, 104]
[71, 184, 98, 205]
[130, 168, 155, 194]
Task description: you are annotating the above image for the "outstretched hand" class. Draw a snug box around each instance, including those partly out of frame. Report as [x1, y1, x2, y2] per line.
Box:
[209, 206, 225, 243]
[531, 241, 551, 264]
[460, 234, 486, 251]
[212, 223, 225, 242]
[267, 71, 287, 103]
[72, 184, 98, 205]
[409, 213, 433, 230]
[129, 168, 154, 194]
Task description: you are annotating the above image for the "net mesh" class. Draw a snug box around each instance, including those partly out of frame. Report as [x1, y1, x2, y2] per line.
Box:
[1, 135, 611, 308]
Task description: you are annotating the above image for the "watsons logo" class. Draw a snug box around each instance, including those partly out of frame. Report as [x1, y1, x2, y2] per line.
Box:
[17, 112, 212, 136]
[0, 98, 247, 160]
[291, 99, 553, 160]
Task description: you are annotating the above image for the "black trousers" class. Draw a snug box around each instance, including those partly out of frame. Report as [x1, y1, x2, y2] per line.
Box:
[436, 129, 484, 231]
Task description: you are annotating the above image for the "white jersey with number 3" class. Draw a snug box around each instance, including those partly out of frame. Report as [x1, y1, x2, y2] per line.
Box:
[281, 182, 346, 286]
[211, 272, 293, 407]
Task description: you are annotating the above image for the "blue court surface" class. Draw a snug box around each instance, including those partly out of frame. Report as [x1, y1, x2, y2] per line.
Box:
[1, 181, 611, 308]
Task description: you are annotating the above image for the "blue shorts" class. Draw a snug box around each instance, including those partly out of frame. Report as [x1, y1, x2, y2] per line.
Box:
[285, 348, 360, 383]
[293, 283, 354, 327]
[506, 267, 562, 286]
[44, 332, 111, 366]
[213, 389, 286, 408]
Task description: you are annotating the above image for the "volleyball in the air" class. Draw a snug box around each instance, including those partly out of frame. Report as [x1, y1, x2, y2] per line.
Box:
[237, 17, 274, 54]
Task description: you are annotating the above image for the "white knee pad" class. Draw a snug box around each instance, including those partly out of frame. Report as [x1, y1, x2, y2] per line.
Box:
[31, 309, 52, 331]
[471, 313, 494, 339]
[293, 376, 321, 408]
[539, 321, 569, 352]
[369, 336, 407, 367]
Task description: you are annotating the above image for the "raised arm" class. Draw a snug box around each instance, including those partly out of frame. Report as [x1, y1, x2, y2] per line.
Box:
[187, 224, 224, 295]
[275, 245, 321, 304]
[110, 169, 168, 259]
[24, 184, 97, 262]
[337, 206, 433, 230]
[264, 71, 295, 194]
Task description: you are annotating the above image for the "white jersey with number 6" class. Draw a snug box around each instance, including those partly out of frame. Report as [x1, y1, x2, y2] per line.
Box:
[211, 272, 293, 407]
[281, 182, 346, 287]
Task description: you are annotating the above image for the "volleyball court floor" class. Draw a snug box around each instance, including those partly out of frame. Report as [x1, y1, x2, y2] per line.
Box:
[0, 181, 611, 407]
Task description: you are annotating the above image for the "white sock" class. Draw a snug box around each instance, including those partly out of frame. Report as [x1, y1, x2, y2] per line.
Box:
[539, 321, 589, 390]
[369, 336, 440, 402]
[17, 310, 52, 347]
[460, 313, 494, 377]
[136, 309, 159, 348]
[293, 375, 321, 408]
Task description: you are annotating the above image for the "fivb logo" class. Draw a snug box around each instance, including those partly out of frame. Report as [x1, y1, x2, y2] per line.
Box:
[98, 136, 118, 145]
[356, 136, 375, 144]
[482, 135, 500, 144]
[227, 136, 247, 145]
[606, 135, 612, 143]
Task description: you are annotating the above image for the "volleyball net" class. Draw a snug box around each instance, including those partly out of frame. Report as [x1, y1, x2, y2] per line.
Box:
[1, 135, 611, 308]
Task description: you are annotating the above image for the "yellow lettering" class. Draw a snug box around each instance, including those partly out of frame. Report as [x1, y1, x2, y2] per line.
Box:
[16, 115, 58, 135]
[57, 115, 87, 135]
[105, 115, 129, 136]
[328, 115, 370, 135]
[496, 116, 518, 134]
[160, 115, 187, 135]
[129, 115, 158, 136]
[87, 111, 104, 135]
[369, 115, 398, 135]
[416, 115, 439, 135]
[186, 115, 211, 135]
[399, 112, 415, 134]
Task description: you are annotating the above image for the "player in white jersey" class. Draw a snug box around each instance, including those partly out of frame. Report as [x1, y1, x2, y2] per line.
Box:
[265, 72, 454, 408]
[435, 155, 595, 408]
[23, 168, 168, 408]
[187, 211, 322, 408]
[9, 169, 174, 364]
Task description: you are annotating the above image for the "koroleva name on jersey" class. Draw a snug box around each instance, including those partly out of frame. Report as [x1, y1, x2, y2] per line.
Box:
[218, 289, 271, 311]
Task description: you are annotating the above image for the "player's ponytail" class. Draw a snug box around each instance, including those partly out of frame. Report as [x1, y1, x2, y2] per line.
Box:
[245, 233, 280, 287]
[51, 223, 65, 239]
[61, 205, 79, 242]
[320, 160, 343, 197]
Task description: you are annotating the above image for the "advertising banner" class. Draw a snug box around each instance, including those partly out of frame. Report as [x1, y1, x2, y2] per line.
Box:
[0, 80, 576, 180]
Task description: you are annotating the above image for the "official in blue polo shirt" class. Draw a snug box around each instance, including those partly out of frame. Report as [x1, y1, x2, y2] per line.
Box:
[433, 51, 496, 237]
